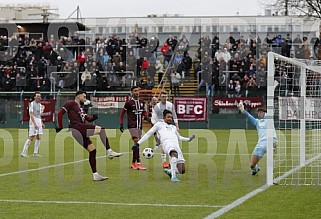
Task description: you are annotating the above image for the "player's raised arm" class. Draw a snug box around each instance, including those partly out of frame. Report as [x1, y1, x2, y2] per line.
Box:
[238, 102, 257, 126]
[175, 128, 195, 142]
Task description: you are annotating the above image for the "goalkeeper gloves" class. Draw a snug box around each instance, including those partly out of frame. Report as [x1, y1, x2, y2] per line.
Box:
[119, 124, 124, 133]
[188, 134, 195, 142]
[55, 127, 63, 133]
[92, 114, 98, 121]
[132, 142, 139, 150]
[237, 101, 245, 113]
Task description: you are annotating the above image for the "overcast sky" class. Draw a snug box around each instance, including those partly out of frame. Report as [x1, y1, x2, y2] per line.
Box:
[3, 0, 264, 18]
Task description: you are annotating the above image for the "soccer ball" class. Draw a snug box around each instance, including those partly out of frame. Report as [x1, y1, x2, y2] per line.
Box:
[142, 148, 154, 159]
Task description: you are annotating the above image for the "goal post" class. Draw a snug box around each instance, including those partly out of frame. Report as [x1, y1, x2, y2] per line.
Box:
[267, 52, 321, 186]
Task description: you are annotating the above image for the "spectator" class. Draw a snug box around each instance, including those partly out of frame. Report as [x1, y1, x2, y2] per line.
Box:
[303, 36, 311, 59]
[164, 47, 173, 68]
[141, 57, 149, 76]
[113, 52, 122, 70]
[235, 81, 241, 97]
[182, 52, 192, 80]
[126, 51, 136, 72]
[227, 80, 235, 98]
[81, 69, 91, 85]
[161, 42, 170, 58]
[246, 77, 258, 97]
[171, 70, 181, 96]
[149, 35, 159, 57]
[293, 34, 302, 53]
[147, 63, 156, 83]
[155, 60, 164, 84]
[177, 38, 189, 54]
[192, 53, 201, 78]
[211, 35, 220, 58]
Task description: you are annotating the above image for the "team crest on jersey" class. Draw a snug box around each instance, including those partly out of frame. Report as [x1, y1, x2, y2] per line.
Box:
[79, 109, 86, 122]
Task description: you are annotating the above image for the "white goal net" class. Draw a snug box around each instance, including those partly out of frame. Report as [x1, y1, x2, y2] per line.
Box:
[267, 52, 321, 186]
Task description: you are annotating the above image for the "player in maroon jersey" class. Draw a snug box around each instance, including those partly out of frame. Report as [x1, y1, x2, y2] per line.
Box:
[119, 86, 150, 170]
[56, 91, 123, 181]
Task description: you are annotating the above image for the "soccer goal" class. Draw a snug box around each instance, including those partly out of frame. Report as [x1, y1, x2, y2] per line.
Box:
[267, 52, 321, 186]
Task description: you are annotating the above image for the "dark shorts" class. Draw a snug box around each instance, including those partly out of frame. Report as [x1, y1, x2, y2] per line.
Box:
[70, 124, 96, 148]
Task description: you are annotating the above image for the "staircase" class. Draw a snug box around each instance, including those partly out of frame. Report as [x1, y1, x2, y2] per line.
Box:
[153, 69, 198, 96]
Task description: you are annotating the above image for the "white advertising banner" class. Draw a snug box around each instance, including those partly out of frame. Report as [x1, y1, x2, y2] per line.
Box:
[279, 97, 321, 121]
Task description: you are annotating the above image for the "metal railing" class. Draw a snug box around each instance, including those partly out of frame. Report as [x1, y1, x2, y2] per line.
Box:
[48, 71, 135, 92]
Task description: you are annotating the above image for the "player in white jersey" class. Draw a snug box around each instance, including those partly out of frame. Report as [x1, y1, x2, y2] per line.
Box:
[238, 102, 277, 175]
[21, 91, 45, 157]
[151, 90, 179, 168]
[134, 109, 195, 182]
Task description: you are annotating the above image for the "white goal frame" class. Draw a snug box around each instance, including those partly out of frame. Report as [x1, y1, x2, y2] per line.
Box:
[266, 52, 321, 186]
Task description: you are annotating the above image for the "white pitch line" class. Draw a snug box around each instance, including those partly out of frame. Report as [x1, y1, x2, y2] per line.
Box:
[203, 184, 270, 219]
[0, 199, 225, 208]
[0, 152, 250, 178]
[0, 154, 108, 177]
[204, 153, 321, 218]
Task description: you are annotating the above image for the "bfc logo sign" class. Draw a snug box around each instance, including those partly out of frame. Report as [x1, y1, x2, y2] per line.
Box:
[173, 97, 207, 121]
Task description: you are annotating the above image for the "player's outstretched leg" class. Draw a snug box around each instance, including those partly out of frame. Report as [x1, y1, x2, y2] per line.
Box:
[21, 137, 34, 157]
[88, 148, 108, 181]
[160, 146, 169, 168]
[250, 153, 261, 176]
[163, 168, 172, 178]
[251, 164, 260, 176]
[95, 126, 123, 159]
[169, 150, 180, 182]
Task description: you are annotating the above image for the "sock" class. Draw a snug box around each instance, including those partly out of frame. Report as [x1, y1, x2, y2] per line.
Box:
[251, 164, 258, 172]
[133, 147, 140, 163]
[89, 149, 97, 173]
[169, 157, 178, 178]
[93, 172, 99, 178]
[107, 148, 112, 154]
[22, 139, 32, 155]
[161, 153, 166, 163]
[34, 140, 40, 154]
[99, 128, 111, 150]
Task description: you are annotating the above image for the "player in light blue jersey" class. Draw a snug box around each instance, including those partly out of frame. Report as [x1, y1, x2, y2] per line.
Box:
[238, 102, 277, 175]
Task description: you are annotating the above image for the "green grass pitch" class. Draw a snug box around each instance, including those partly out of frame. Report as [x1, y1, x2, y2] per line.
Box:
[0, 128, 320, 219]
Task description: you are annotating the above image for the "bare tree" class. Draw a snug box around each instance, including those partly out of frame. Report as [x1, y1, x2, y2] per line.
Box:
[260, 0, 321, 18]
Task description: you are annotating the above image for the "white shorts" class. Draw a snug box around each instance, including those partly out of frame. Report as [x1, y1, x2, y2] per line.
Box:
[29, 119, 43, 136]
[163, 142, 185, 163]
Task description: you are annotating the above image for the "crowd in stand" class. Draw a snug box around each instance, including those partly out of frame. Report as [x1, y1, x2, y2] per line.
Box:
[0, 32, 320, 97]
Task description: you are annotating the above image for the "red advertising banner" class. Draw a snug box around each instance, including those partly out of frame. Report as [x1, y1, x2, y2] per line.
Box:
[173, 97, 208, 121]
[213, 97, 264, 108]
[23, 99, 56, 122]
[91, 96, 129, 109]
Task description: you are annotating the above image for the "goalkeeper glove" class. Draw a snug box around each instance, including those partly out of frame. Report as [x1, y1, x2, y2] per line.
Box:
[119, 124, 124, 133]
[92, 114, 98, 121]
[132, 142, 139, 150]
[237, 102, 245, 113]
[55, 127, 63, 133]
[188, 134, 195, 142]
